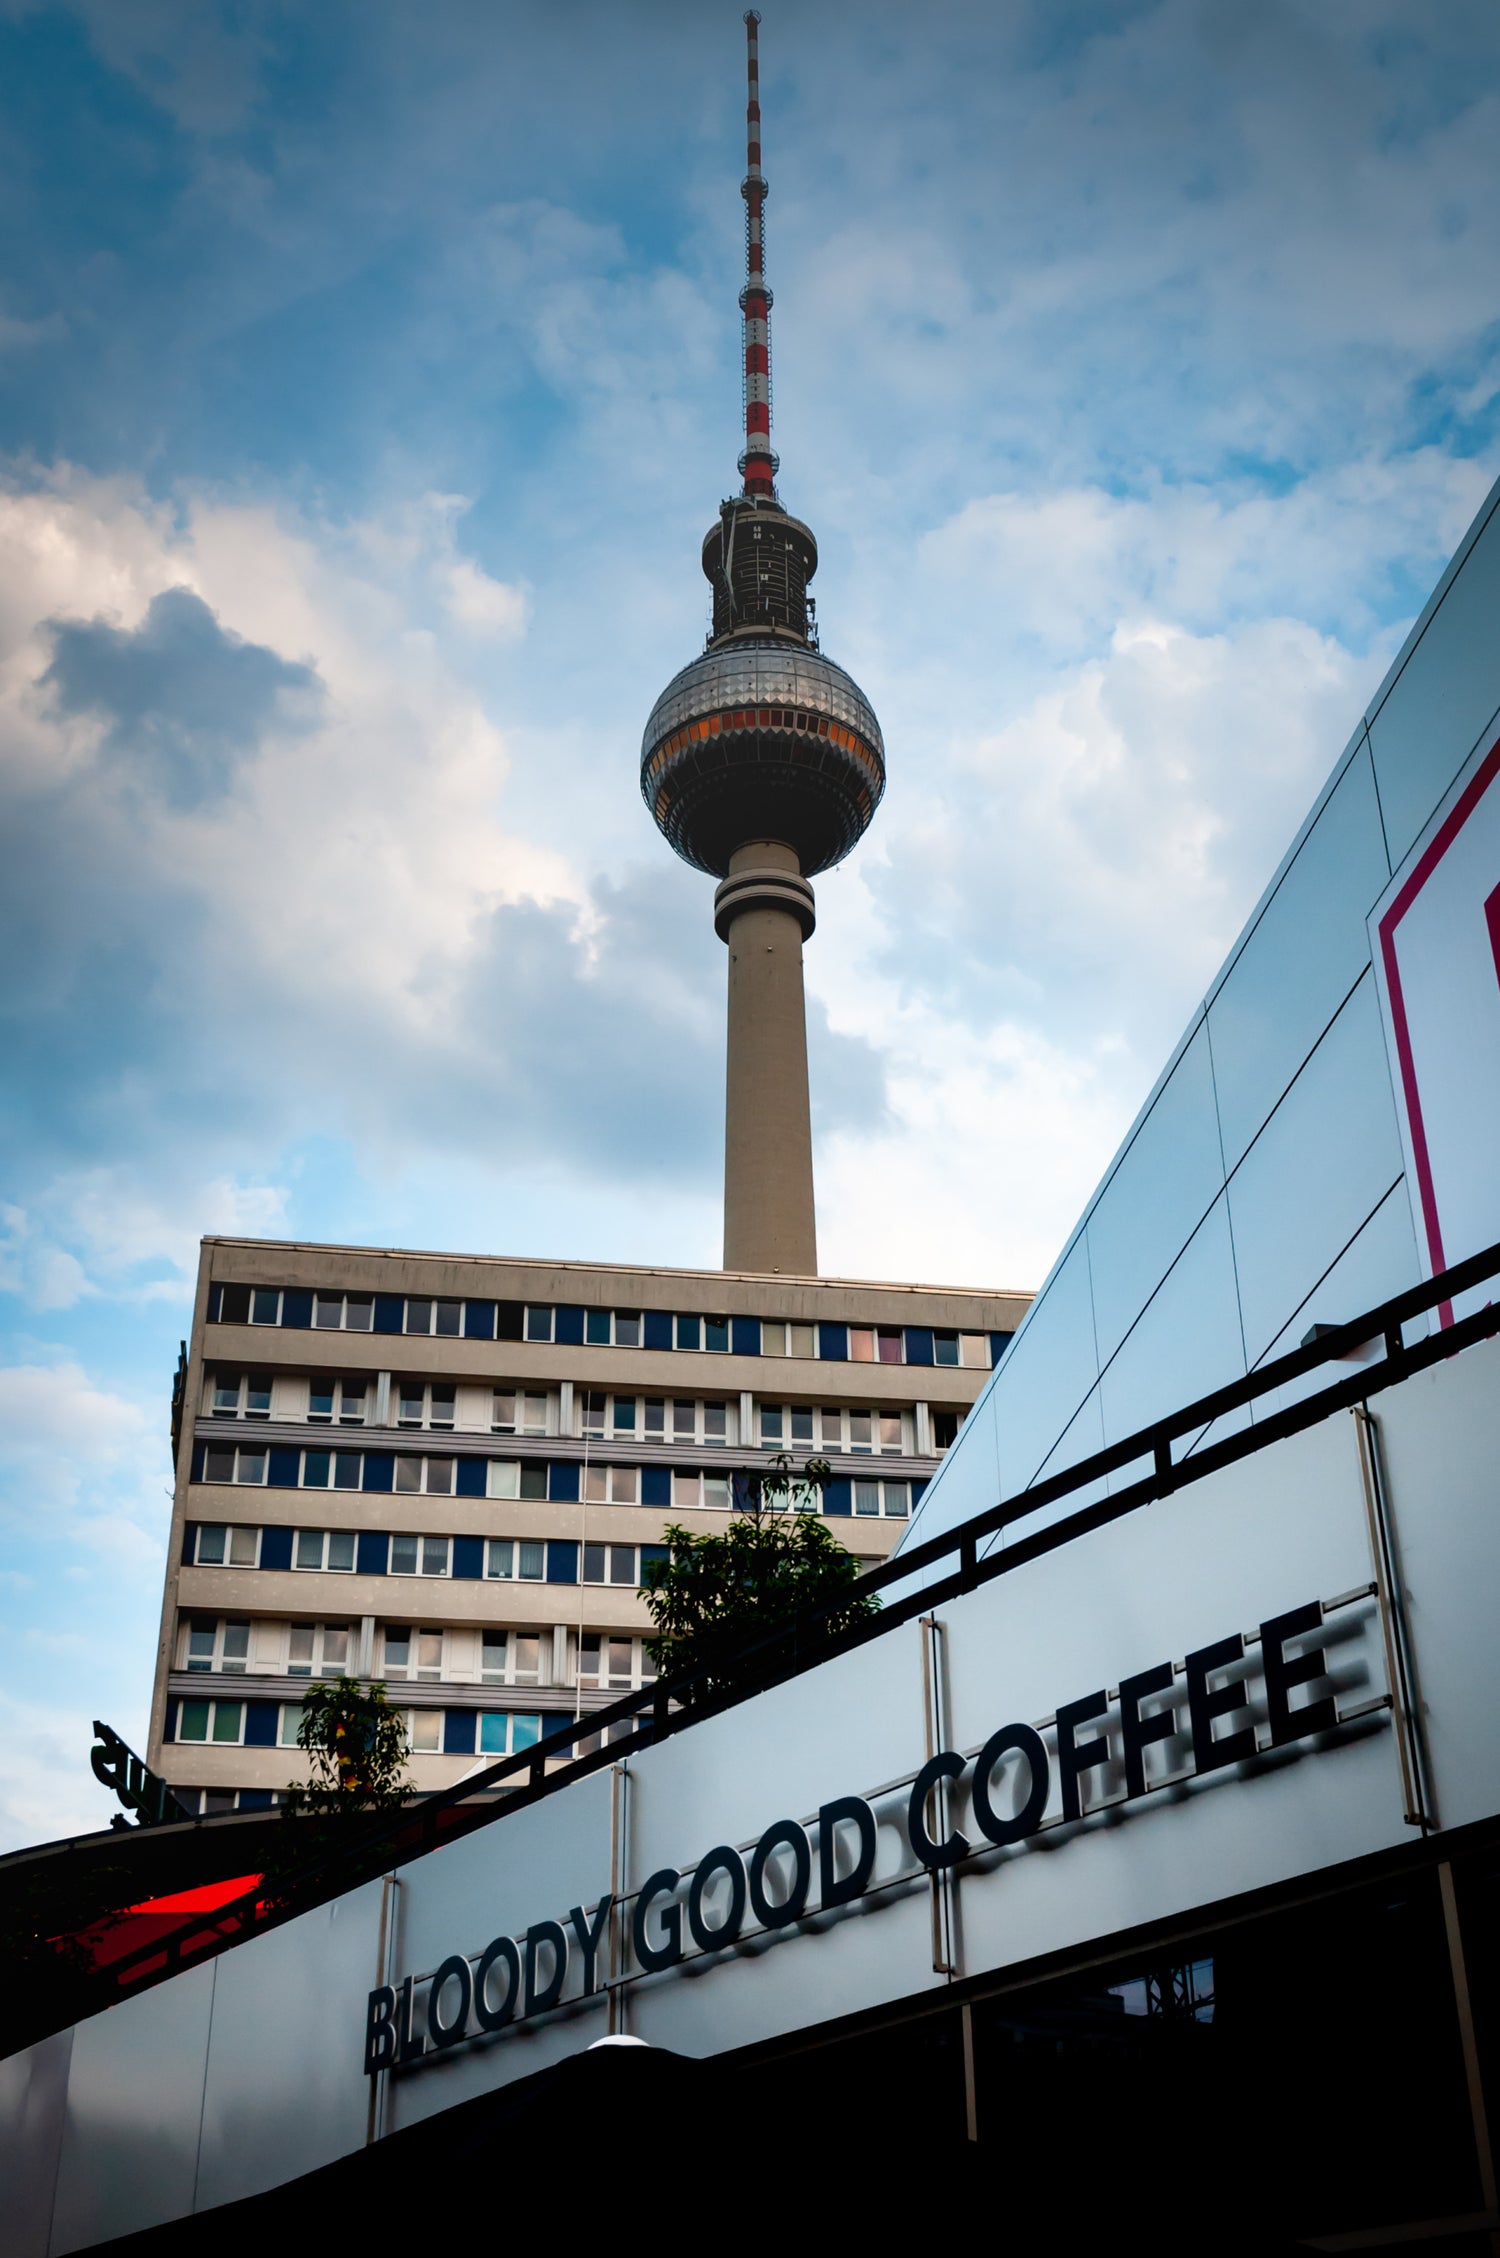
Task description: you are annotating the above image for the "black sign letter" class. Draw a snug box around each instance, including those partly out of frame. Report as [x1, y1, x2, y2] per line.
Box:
[364, 1984, 397, 2075]
[1056, 1692, 1111, 1822]
[972, 1724, 1050, 1845]
[524, 1920, 569, 2016]
[569, 1899, 613, 1995]
[688, 1846, 748, 1952]
[1262, 1604, 1336, 1747]
[427, 1954, 474, 2048]
[750, 1820, 812, 1927]
[1119, 1663, 1176, 1798]
[474, 1935, 522, 2031]
[819, 1795, 877, 1908]
[632, 1869, 684, 1973]
[1186, 1634, 1256, 1773]
[908, 1751, 970, 1870]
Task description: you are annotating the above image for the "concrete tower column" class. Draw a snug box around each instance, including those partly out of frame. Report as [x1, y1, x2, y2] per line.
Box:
[714, 839, 818, 1274]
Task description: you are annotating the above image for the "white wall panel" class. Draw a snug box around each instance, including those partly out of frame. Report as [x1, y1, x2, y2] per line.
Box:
[0, 2029, 71, 2258]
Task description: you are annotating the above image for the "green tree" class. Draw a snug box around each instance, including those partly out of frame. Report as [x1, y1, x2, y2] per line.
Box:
[641, 1454, 879, 1696]
[280, 1676, 412, 1826]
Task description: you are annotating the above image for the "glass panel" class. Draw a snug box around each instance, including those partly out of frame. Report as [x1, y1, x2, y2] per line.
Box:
[204, 1446, 239, 1485]
[405, 1300, 432, 1335]
[791, 1407, 814, 1445]
[703, 1475, 729, 1510]
[511, 1714, 541, 1750]
[822, 1410, 843, 1445]
[485, 1540, 514, 1581]
[397, 1386, 423, 1426]
[522, 1394, 548, 1433]
[512, 1635, 540, 1681]
[762, 1322, 788, 1356]
[481, 1633, 507, 1681]
[703, 1402, 727, 1443]
[960, 1334, 990, 1369]
[410, 1711, 441, 1752]
[303, 1451, 331, 1488]
[295, 1529, 324, 1569]
[611, 1468, 639, 1504]
[237, 1451, 266, 1485]
[705, 1317, 729, 1353]
[251, 1290, 280, 1325]
[211, 1701, 243, 1743]
[415, 1631, 442, 1678]
[673, 1401, 696, 1440]
[518, 1540, 545, 1581]
[488, 1462, 520, 1499]
[197, 1524, 227, 1564]
[848, 1413, 873, 1453]
[789, 1324, 815, 1359]
[524, 1306, 553, 1342]
[934, 1332, 960, 1367]
[675, 1314, 700, 1351]
[492, 1390, 517, 1431]
[877, 1329, 904, 1364]
[519, 1465, 548, 1501]
[384, 1629, 411, 1670]
[612, 1397, 637, 1433]
[394, 1456, 422, 1493]
[479, 1712, 509, 1755]
[211, 1376, 240, 1415]
[229, 1526, 257, 1566]
[334, 1452, 362, 1488]
[434, 1301, 461, 1337]
[609, 1546, 636, 1585]
[854, 1482, 881, 1516]
[346, 1297, 373, 1332]
[391, 1534, 419, 1575]
[279, 1706, 302, 1746]
[581, 1391, 606, 1436]
[585, 1309, 611, 1345]
[579, 1636, 600, 1682]
[420, 1536, 448, 1576]
[187, 1621, 216, 1669]
[179, 1700, 210, 1742]
[583, 1543, 607, 1585]
[338, 1384, 365, 1424]
[615, 1313, 640, 1348]
[220, 1621, 250, 1666]
[644, 1398, 665, 1438]
[322, 1627, 349, 1671]
[308, 1383, 335, 1422]
[850, 1329, 876, 1363]
[584, 1466, 608, 1503]
[424, 1458, 454, 1496]
[607, 1640, 632, 1685]
[760, 1405, 784, 1442]
[327, 1530, 356, 1572]
[314, 1296, 343, 1329]
[245, 1379, 272, 1417]
[884, 1483, 910, 1517]
[879, 1415, 903, 1452]
[672, 1471, 699, 1508]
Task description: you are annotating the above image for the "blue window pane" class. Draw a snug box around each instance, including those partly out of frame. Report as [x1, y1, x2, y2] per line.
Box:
[179, 1701, 210, 1742]
[525, 1306, 554, 1342]
[934, 1332, 960, 1367]
[391, 1534, 418, 1575]
[479, 1713, 509, 1755]
[302, 1452, 331, 1489]
[251, 1290, 280, 1325]
[675, 1314, 701, 1351]
[585, 1309, 611, 1345]
[705, 1317, 730, 1353]
[334, 1453, 362, 1488]
[511, 1714, 541, 1751]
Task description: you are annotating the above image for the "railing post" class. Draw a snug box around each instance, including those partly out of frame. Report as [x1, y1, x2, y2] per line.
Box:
[1153, 1436, 1174, 1489]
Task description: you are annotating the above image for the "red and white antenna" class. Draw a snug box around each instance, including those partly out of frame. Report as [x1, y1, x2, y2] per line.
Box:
[738, 10, 778, 500]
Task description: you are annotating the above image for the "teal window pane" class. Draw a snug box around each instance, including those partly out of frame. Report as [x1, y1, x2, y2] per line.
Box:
[511, 1714, 541, 1750]
[478, 1712, 509, 1755]
[211, 1702, 242, 1743]
[179, 1700, 210, 1742]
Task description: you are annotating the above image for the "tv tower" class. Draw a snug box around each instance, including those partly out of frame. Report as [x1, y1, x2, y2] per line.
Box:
[640, 11, 886, 1277]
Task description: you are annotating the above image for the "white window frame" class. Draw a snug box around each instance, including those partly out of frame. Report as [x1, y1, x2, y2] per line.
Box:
[584, 1308, 643, 1349]
[492, 1388, 551, 1436]
[201, 1445, 269, 1487]
[477, 1709, 543, 1758]
[389, 1533, 453, 1579]
[845, 1327, 907, 1367]
[176, 1695, 246, 1745]
[395, 1380, 456, 1431]
[307, 1377, 367, 1426]
[760, 1321, 818, 1359]
[247, 1289, 283, 1327]
[207, 1371, 272, 1420]
[286, 1620, 355, 1676]
[581, 1540, 643, 1588]
[670, 1470, 732, 1512]
[403, 1707, 444, 1753]
[381, 1625, 445, 1682]
[523, 1305, 556, 1343]
[298, 1447, 365, 1491]
[402, 1298, 464, 1339]
[394, 1453, 455, 1497]
[312, 1293, 374, 1332]
[481, 1629, 545, 1686]
[576, 1633, 655, 1692]
[851, 1477, 912, 1519]
[582, 1463, 640, 1505]
[484, 1537, 546, 1583]
[291, 1528, 358, 1573]
[180, 1615, 252, 1674]
[192, 1522, 262, 1568]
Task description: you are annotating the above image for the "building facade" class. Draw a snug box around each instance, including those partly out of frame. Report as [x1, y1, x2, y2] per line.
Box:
[148, 1240, 1027, 1814]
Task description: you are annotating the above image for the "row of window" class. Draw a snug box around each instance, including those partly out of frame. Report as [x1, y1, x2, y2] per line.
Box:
[168, 1696, 554, 1758]
[208, 1282, 1011, 1370]
[184, 1521, 690, 1583]
[180, 1617, 654, 1690]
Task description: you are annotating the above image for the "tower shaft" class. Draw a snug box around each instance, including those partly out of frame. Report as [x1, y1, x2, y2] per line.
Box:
[740, 11, 777, 500]
[716, 842, 817, 1274]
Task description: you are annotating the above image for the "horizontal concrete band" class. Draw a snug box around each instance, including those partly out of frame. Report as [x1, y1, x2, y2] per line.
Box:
[713, 865, 817, 942]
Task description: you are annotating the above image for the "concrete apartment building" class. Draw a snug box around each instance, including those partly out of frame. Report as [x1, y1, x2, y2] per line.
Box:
[150, 1247, 1025, 1811]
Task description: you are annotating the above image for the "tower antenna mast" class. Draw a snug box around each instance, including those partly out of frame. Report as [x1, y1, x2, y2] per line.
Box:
[739, 11, 778, 501]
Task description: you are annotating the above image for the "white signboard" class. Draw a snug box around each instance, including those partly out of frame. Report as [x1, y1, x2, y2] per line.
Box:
[1370, 731, 1500, 1324]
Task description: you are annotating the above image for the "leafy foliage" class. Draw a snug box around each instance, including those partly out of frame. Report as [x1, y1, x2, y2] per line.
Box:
[280, 1676, 411, 1824]
[641, 1454, 880, 1695]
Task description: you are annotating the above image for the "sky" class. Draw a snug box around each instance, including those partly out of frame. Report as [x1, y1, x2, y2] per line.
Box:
[1, 0, 1498, 1851]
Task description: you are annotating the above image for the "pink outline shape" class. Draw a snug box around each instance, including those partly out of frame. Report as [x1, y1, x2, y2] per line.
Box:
[1377, 731, 1500, 1328]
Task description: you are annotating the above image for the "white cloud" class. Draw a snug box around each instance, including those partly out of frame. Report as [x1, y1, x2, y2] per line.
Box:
[0, 1690, 125, 1852]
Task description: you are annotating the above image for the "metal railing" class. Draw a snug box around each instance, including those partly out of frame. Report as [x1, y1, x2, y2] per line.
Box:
[73, 1239, 1500, 2020]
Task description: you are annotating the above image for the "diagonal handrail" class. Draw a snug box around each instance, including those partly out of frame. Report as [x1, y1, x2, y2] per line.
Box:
[79, 1238, 1500, 2015]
